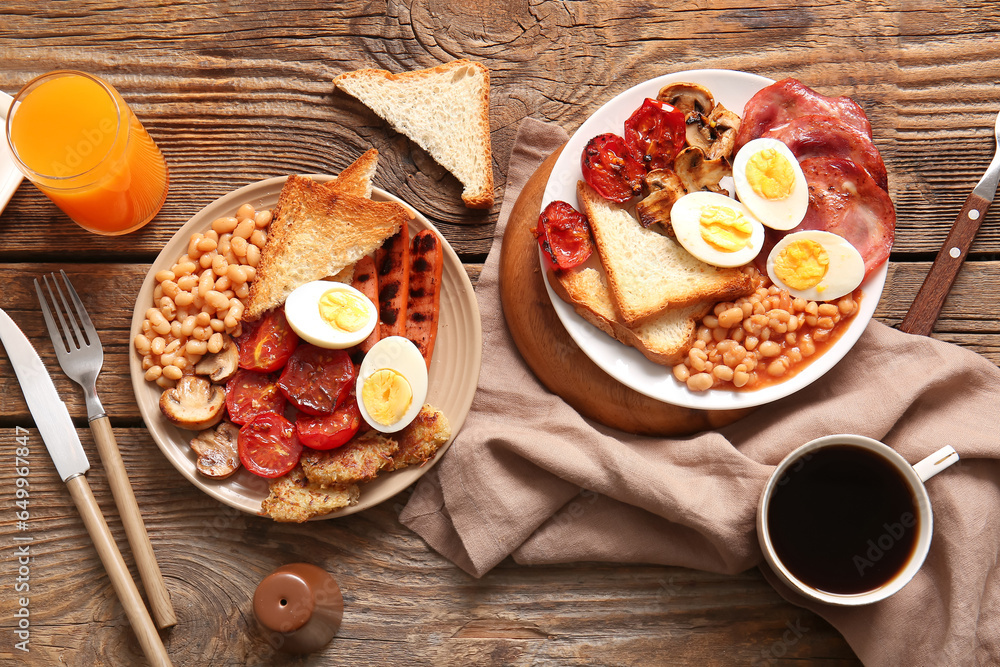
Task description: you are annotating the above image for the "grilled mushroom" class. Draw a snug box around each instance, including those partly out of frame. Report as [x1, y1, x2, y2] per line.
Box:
[159, 376, 226, 431]
[657, 82, 715, 116]
[636, 169, 688, 229]
[673, 147, 731, 195]
[194, 342, 239, 383]
[684, 103, 742, 161]
[190, 421, 240, 478]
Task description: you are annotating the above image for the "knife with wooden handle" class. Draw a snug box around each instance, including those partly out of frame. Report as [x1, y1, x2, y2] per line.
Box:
[900, 110, 1000, 336]
[0, 308, 172, 667]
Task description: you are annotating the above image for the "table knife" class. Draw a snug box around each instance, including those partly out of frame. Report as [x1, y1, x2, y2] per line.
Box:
[0, 308, 172, 667]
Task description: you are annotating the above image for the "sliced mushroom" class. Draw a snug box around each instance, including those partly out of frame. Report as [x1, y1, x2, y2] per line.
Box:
[190, 421, 241, 478]
[657, 82, 715, 116]
[194, 342, 239, 383]
[159, 375, 226, 431]
[636, 169, 688, 229]
[644, 168, 686, 196]
[684, 103, 742, 162]
[673, 147, 731, 195]
[705, 104, 741, 161]
[684, 111, 715, 154]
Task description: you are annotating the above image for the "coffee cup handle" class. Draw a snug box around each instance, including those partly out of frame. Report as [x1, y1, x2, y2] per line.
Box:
[912, 445, 960, 482]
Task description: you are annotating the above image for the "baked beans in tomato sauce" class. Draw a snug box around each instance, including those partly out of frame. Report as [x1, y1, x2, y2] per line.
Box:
[672, 270, 861, 392]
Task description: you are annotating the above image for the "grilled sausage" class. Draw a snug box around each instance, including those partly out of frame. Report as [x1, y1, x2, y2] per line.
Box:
[350, 254, 380, 353]
[405, 229, 443, 368]
[375, 226, 410, 339]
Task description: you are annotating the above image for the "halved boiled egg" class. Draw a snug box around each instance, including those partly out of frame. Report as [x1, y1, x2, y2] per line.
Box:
[766, 230, 865, 301]
[670, 191, 765, 267]
[733, 138, 809, 231]
[284, 281, 377, 349]
[356, 336, 428, 433]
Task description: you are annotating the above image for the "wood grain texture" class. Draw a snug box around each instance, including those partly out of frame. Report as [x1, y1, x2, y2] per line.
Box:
[90, 415, 177, 629]
[900, 192, 992, 335]
[64, 475, 172, 666]
[2, 0, 1000, 664]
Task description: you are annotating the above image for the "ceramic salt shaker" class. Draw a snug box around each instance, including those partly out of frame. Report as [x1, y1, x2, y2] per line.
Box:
[253, 563, 343, 653]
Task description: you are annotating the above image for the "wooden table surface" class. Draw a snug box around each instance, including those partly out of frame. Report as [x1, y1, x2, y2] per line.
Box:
[2, 2, 999, 665]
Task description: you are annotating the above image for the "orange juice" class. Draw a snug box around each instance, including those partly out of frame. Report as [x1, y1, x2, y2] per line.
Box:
[5, 71, 169, 235]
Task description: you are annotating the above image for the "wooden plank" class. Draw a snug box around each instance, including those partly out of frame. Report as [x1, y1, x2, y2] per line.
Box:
[0, 427, 859, 666]
[0, 1, 997, 260]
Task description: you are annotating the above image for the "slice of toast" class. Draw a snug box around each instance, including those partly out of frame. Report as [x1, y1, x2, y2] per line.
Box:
[334, 59, 494, 209]
[245, 171, 409, 321]
[262, 149, 380, 270]
[324, 148, 378, 199]
[548, 261, 711, 366]
[578, 182, 752, 326]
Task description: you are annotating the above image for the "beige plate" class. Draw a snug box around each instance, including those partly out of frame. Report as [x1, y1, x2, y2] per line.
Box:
[129, 176, 483, 518]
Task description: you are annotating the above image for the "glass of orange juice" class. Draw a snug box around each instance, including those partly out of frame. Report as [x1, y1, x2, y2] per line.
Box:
[4, 70, 169, 235]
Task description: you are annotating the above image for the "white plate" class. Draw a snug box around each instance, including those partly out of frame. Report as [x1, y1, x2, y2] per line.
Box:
[0, 92, 25, 216]
[540, 69, 888, 411]
[130, 177, 483, 518]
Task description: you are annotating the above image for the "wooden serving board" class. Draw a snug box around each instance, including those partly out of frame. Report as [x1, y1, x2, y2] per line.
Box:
[499, 148, 753, 436]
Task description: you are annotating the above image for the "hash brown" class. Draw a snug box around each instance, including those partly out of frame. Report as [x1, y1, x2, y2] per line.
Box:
[261, 466, 360, 523]
[301, 430, 399, 487]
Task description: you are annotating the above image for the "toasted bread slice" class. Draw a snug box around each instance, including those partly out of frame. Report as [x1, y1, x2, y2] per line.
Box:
[549, 262, 711, 366]
[325, 148, 378, 198]
[577, 182, 752, 326]
[334, 59, 494, 209]
[245, 175, 409, 321]
[263, 150, 379, 260]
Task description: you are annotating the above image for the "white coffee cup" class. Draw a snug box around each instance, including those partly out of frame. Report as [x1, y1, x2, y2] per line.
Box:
[757, 434, 959, 606]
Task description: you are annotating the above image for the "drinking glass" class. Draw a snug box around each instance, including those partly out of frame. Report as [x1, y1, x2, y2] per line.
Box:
[5, 70, 169, 235]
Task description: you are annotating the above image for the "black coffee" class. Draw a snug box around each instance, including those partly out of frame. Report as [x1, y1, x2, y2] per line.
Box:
[766, 444, 919, 595]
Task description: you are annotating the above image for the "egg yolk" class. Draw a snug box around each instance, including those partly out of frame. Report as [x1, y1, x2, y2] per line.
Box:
[746, 148, 795, 200]
[362, 369, 413, 426]
[699, 205, 753, 252]
[318, 289, 370, 333]
[774, 239, 830, 290]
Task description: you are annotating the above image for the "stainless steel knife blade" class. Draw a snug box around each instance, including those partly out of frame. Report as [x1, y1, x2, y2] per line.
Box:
[0, 307, 89, 481]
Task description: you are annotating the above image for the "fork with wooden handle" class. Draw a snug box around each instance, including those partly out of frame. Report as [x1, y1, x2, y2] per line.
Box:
[35, 271, 177, 629]
[900, 110, 1000, 336]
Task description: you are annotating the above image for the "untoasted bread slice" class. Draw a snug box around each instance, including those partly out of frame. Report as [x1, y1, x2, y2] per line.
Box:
[334, 59, 494, 209]
[245, 176, 409, 321]
[549, 262, 710, 366]
[578, 182, 752, 326]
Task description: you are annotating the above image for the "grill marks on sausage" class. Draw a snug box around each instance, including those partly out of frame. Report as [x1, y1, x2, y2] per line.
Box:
[405, 230, 443, 367]
[349, 254, 380, 353]
[375, 227, 410, 337]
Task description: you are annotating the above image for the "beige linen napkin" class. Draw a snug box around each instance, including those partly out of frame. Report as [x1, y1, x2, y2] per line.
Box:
[400, 118, 1000, 665]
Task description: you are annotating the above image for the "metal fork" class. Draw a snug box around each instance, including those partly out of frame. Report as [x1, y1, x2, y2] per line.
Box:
[35, 270, 176, 630]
